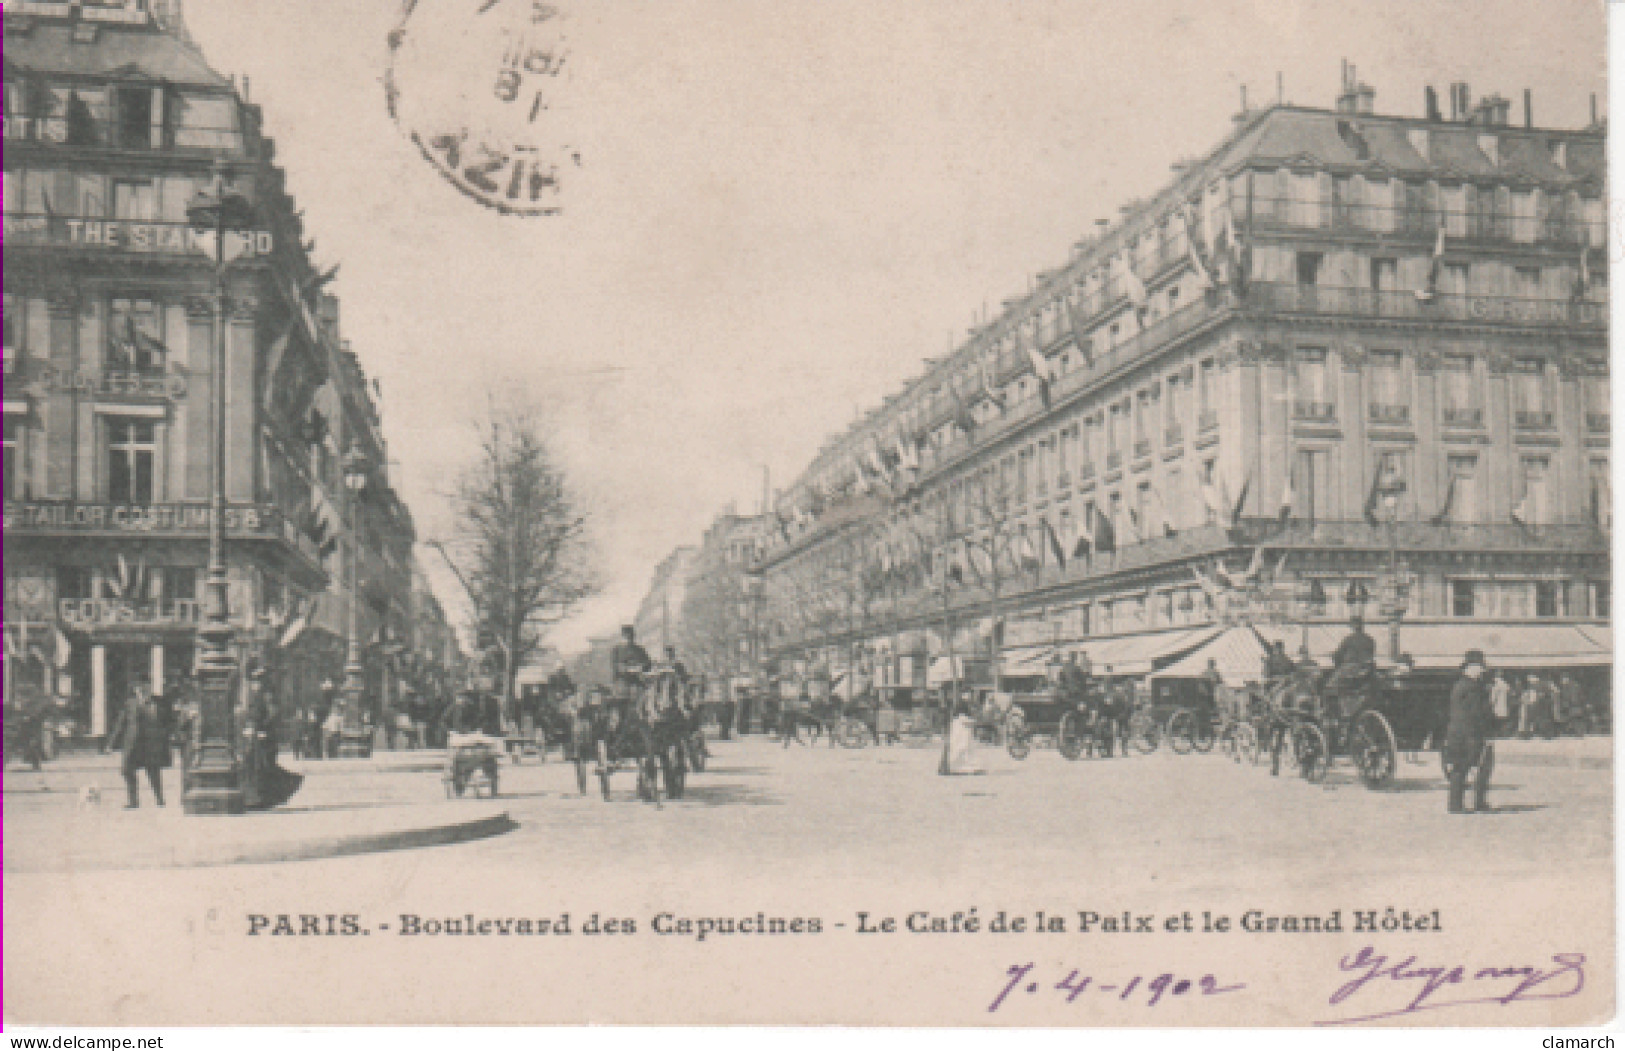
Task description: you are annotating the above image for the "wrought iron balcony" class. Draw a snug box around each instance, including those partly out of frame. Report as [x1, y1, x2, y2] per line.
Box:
[1368, 403, 1410, 426]
[1293, 400, 1337, 423]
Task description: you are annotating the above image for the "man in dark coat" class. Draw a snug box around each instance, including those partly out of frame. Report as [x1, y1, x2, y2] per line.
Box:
[106, 677, 171, 808]
[1443, 649, 1494, 814]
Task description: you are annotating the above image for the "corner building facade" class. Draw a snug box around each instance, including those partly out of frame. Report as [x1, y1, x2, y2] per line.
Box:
[755, 81, 1609, 686]
[3, 0, 417, 739]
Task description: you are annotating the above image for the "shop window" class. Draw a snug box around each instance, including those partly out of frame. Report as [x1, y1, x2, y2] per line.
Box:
[1451, 580, 1475, 618]
[106, 419, 157, 504]
[1535, 581, 1564, 619]
[1296, 251, 1323, 287]
[3, 419, 21, 499]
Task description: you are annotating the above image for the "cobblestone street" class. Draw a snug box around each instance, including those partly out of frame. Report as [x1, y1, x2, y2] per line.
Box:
[6, 733, 1612, 1026]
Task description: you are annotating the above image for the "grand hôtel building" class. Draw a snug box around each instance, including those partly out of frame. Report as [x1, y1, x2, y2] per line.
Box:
[2, 0, 451, 741]
[752, 74, 1611, 693]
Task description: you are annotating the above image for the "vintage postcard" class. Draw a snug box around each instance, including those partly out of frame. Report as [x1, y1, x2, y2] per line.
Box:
[2, 0, 1614, 1031]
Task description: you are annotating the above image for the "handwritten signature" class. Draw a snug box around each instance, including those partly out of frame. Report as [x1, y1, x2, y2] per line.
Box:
[1319, 945, 1586, 1024]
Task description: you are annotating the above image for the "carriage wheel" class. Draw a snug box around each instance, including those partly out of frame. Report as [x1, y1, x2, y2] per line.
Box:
[837, 719, 867, 750]
[1005, 716, 1030, 760]
[1234, 723, 1260, 766]
[1350, 711, 1398, 789]
[1127, 711, 1159, 755]
[1167, 709, 1195, 755]
[1057, 713, 1084, 761]
[575, 757, 589, 795]
[1295, 724, 1330, 783]
[1190, 716, 1216, 754]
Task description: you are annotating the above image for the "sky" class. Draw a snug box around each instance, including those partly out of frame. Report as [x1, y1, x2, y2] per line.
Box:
[180, 0, 1608, 655]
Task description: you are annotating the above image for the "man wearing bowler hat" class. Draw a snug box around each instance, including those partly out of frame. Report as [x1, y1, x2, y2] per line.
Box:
[1443, 649, 1494, 814]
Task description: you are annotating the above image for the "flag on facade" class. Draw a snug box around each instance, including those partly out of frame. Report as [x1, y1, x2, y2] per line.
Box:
[1573, 244, 1593, 304]
[1043, 519, 1068, 569]
[1063, 291, 1093, 364]
[1416, 221, 1447, 301]
[1116, 254, 1149, 327]
[1511, 490, 1533, 527]
[978, 357, 1005, 412]
[1216, 207, 1250, 292]
[1024, 328, 1055, 409]
[1152, 487, 1178, 537]
[260, 323, 297, 411]
[1429, 468, 1459, 526]
[279, 596, 315, 649]
[1092, 503, 1116, 554]
[1182, 204, 1214, 290]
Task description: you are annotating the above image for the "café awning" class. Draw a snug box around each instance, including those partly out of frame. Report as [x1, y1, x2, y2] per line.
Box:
[1153, 627, 1273, 687]
[1064, 626, 1221, 676]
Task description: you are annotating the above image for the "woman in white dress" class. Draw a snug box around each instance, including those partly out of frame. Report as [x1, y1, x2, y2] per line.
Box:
[945, 697, 984, 775]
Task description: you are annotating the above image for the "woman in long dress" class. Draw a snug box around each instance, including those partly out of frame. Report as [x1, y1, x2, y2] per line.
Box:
[944, 698, 984, 775]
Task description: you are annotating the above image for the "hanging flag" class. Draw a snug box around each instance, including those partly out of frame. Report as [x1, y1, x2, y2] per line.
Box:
[1115, 254, 1149, 327]
[1182, 204, 1214, 290]
[1043, 519, 1068, 569]
[1152, 487, 1178, 538]
[1573, 244, 1593, 304]
[1071, 513, 1093, 560]
[978, 356, 1006, 412]
[1416, 221, 1447, 301]
[1024, 331, 1055, 409]
[1429, 468, 1459, 526]
[260, 322, 298, 412]
[1217, 207, 1251, 294]
[1093, 503, 1117, 554]
[1511, 489, 1533, 527]
[951, 386, 978, 438]
[1063, 291, 1093, 364]
[1228, 471, 1252, 527]
[1276, 465, 1295, 526]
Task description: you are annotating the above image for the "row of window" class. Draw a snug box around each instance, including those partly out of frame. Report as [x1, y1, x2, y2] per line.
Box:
[4, 79, 240, 151]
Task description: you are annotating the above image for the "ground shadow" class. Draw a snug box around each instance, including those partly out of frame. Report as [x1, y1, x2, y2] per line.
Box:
[666, 784, 783, 808]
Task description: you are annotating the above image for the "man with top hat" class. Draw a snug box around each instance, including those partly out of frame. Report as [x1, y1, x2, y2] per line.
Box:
[1443, 649, 1495, 814]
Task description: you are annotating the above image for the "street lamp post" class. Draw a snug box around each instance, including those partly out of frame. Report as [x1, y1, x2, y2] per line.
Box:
[182, 168, 256, 815]
[340, 449, 372, 757]
[1376, 474, 1410, 662]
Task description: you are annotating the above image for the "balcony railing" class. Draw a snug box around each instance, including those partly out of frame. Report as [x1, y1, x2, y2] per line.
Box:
[1587, 412, 1611, 433]
[1441, 406, 1484, 428]
[1249, 282, 1607, 328]
[1368, 403, 1411, 426]
[1164, 424, 1184, 446]
[1241, 195, 1604, 250]
[1293, 400, 1337, 423]
[1515, 410, 1556, 430]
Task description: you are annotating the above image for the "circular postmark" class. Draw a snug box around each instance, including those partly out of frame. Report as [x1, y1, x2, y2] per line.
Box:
[386, 0, 581, 216]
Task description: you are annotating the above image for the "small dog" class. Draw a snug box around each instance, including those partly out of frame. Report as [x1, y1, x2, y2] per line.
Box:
[77, 785, 103, 809]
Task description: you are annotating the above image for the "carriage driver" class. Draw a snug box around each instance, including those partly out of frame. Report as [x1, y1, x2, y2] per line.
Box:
[609, 625, 653, 727]
[1326, 612, 1377, 713]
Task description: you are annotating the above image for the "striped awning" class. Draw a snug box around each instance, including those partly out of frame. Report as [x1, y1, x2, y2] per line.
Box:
[1064, 626, 1221, 676]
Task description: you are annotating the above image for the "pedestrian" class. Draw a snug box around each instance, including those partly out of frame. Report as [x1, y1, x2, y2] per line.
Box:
[1443, 649, 1494, 814]
[1559, 674, 1585, 736]
[1517, 675, 1540, 739]
[1488, 673, 1511, 738]
[322, 698, 345, 758]
[105, 676, 172, 808]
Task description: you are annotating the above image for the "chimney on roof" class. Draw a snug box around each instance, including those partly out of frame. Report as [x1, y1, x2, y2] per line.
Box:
[1424, 85, 1442, 122]
[1523, 89, 1533, 128]
[1450, 82, 1470, 121]
[1336, 61, 1360, 114]
[1591, 93, 1599, 127]
[1357, 84, 1375, 115]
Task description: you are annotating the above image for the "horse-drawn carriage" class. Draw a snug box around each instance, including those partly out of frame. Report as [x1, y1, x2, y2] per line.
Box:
[571, 668, 702, 802]
[1266, 664, 1447, 788]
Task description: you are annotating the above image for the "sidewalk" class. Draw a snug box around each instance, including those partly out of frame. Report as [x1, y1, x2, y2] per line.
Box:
[4, 750, 515, 873]
[1489, 732, 1613, 769]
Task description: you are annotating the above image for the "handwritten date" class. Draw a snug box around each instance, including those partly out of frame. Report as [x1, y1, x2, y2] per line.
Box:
[989, 963, 1244, 1014]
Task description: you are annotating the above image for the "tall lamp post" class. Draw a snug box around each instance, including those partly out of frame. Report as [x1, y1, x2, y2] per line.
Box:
[1375, 470, 1411, 662]
[182, 168, 256, 815]
[340, 448, 372, 758]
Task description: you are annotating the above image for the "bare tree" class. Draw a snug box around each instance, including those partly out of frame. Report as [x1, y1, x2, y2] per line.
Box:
[439, 403, 598, 711]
